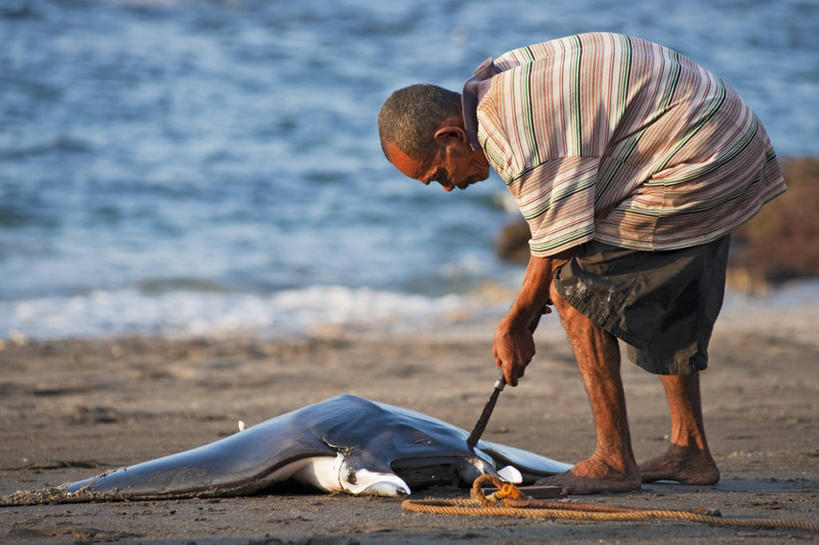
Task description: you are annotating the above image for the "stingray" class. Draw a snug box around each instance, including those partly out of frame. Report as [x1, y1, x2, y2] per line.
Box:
[3, 394, 571, 503]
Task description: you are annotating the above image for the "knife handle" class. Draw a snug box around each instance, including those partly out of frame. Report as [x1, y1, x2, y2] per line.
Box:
[494, 369, 507, 391]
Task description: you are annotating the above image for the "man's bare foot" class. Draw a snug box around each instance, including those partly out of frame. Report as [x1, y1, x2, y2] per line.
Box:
[534, 455, 641, 495]
[639, 444, 720, 484]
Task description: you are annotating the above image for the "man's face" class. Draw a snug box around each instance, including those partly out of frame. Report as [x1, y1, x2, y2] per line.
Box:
[385, 140, 490, 192]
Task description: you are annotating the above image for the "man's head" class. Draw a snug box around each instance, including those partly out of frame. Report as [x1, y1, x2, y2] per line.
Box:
[378, 84, 489, 192]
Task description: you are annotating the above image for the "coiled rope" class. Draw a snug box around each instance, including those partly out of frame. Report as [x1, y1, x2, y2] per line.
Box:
[401, 475, 819, 533]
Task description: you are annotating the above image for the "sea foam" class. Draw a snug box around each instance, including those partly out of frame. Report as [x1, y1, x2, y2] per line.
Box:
[1, 286, 497, 341]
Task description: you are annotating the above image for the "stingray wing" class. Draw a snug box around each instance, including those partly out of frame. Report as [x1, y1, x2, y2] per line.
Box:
[477, 440, 572, 483]
[66, 408, 336, 499]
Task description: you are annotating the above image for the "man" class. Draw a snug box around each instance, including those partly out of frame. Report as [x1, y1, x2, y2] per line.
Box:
[377, 32, 785, 494]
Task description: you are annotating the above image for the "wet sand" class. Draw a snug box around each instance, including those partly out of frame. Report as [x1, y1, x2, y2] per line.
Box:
[1, 305, 817, 544]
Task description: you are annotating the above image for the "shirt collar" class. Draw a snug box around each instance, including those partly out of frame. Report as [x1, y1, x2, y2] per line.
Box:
[462, 57, 499, 151]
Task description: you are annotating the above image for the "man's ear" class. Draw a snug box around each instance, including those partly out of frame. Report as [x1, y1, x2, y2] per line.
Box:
[433, 125, 467, 142]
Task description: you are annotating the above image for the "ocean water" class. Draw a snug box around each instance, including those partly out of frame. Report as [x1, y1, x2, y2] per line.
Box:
[1, 0, 818, 340]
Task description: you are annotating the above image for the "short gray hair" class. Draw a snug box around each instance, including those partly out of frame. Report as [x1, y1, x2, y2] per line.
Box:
[378, 84, 462, 164]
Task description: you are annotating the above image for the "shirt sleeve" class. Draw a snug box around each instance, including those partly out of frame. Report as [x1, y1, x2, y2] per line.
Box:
[507, 156, 600, 257]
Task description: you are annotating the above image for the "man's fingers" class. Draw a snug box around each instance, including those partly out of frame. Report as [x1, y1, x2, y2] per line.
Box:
[529, 305, 553, 333]
[505, 365, 518, 387]
[502, 362, 524, 387]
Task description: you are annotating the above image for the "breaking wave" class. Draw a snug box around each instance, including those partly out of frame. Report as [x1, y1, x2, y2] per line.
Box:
[1, 286, 504, 341]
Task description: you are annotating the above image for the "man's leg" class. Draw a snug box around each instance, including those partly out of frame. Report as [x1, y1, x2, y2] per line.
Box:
[535, 284, 641, 494]
[639, 373, 720, 484]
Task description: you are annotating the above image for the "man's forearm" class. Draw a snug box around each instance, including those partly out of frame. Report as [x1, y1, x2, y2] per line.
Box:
[500, 255, 556, 332]
[501, 248, 576, 330]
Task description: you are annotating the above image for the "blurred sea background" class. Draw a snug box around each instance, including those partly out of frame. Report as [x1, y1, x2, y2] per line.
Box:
[1, 0, 818, 340]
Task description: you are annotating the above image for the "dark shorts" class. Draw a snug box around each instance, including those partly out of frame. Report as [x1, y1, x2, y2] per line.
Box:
[552, 236, 731, 375]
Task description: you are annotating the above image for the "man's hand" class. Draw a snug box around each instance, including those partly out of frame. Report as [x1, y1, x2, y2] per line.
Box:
[493, 322, 535, 387]
[527, 301, 552, 333]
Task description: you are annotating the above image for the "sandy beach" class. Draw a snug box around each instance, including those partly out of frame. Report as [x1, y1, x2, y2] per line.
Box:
[1, 296, 817, 545]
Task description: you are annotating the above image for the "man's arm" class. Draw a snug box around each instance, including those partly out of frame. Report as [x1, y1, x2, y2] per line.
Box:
[493, 251, 572, 386]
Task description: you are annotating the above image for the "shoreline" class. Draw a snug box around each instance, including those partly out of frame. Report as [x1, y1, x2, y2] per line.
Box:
[2, 277, 817, 347]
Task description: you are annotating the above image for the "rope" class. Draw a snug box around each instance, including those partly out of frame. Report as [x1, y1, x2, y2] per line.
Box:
[401, 475, 819, 533]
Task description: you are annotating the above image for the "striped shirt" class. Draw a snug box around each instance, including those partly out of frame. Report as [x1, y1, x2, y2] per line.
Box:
[462, 33, 786, 256]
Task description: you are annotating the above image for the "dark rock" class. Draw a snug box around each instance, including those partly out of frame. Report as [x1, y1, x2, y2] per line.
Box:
[495, 221, 531, 263]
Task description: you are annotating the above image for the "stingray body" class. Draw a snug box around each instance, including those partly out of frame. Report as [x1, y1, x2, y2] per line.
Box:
[56, 394, 570, 500]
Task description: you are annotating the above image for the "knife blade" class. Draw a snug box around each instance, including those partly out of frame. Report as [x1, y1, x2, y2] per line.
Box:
[466, 369, 507, 448]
